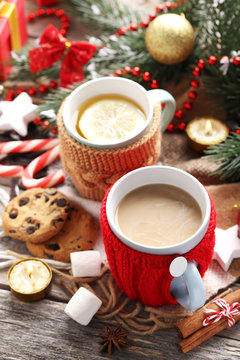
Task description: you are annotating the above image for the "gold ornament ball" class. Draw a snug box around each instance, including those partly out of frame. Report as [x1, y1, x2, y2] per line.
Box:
[145, 13, 195, 65]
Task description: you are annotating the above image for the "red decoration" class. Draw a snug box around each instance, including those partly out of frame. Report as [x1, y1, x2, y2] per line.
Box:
[188, 90, 197, 99]
[132, 66, 141, 76]
[208, 56, 217, 65]
[140, 19, 149, 28]
[191, 79, 200, 88]
[0, 0, 27, 80]
[175, 109, 184, 119]
[192, 67, 201, 76]
[167, 123, 175, 132]
[203, 298, 240, 328]
[129, 22, 138, 31]
[183, 101, 192, 110]
[36, 0, 59, 5]
[198, 59, 205, 69]
[142, 71, 151, 82]
[148, 12, 156, 21]
[27, 7, 71, 36]
[29, 25, 97, 88]
[233, 56, 240, 66]
[118, 26, 128, 35]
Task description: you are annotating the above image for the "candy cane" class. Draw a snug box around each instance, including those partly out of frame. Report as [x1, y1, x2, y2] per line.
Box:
[0, 164, 24, 177]
[0, 138, 59, 155]
[22, 144, 65, 188]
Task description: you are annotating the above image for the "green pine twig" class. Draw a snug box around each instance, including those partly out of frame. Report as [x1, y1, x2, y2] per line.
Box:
[204, 132, 240, 182]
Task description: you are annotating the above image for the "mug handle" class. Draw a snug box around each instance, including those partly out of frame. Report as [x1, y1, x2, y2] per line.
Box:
[170, 258, 206, 310]
[147, 89, 176, 132]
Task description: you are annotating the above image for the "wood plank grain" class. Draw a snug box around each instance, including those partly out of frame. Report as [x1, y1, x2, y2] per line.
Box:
[0, 288, 239, 360]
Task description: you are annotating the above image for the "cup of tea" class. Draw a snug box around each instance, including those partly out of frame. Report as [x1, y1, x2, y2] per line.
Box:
[57, 77, 176, 200]
[62, 77, 176, 149]
[100, 165, 216, 310]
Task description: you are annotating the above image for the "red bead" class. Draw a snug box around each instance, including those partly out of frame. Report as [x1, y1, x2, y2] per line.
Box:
[164, 1, 172, 9]
[235, 129, 240, 134]
[233, 56, 240, 66]
[7, 89, 15, 97]
[17, 88, 25, 95]
[167, 123, 175, 132]
[28, 87, 37, 96]
[118, 26, 128, 35]
[33, 117, 41, 125]
[142, 71, 151, 82]
[114, 69, 122, 76]
[61, 15, 70, 22]
[208, 56, 217, 65]
[149, 12, 156, 21]
[140, 19, 149, 27]
[150, 80, 159, 89]
[123, 66, 131, 74]
[197, 59, 205, 69]
[4, 97, 12, 101]
[46, 8, 55, 15]
[56, 9, 65, 17]
[175, 110, 184, 119]
[51, 126, 58, 135]
[59, 29, 66, 36]
[188, 90, 197, 99]
[61, 22, 70, 30]
[49, 80, 58, 88]
[183, 101, 192, 110]
[42, 120, 50, 129]
[156, 4, 164, 12]
[36, 8, 45, 17]
[192, 67, 200, 76]
[39, 85, 48, 93]
[27, 12, 35, 21]
[161, 103, 166, 110]
[108, 74, 115, 77]
[191, 79, 199, 88]
[132, 66, 141, 76]
[178, 122, 186, 131]
[130, 22, 138, 31]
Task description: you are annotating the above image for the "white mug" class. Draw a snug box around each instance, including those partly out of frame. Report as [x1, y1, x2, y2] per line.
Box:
[62, 77, 176, 149]
[103, 165, 213, 309]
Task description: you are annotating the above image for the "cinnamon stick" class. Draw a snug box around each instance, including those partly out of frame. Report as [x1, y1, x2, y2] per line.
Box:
[176, 289, 240, 339]
[179, 312, 240, 354]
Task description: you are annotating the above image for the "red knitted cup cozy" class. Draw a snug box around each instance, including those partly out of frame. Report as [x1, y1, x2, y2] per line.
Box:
[100, 188, 217, 307]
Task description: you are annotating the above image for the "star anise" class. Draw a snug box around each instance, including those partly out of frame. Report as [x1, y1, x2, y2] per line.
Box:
[99, 324, 130, 355]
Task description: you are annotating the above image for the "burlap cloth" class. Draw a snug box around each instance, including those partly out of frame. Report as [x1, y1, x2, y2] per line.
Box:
[57, 102, 162, 201]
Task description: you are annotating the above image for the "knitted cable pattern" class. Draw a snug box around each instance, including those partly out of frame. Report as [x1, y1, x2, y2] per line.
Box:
[100, 188, 217, 307]
[57, 102, 162, 200]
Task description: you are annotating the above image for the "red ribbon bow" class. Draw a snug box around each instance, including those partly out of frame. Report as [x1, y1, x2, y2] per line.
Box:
[203, 298, 240, 328]
[29, 25, 97, 88]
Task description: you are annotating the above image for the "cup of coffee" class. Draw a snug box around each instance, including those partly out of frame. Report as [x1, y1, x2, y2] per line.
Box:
[101, 165, 216, 310]
[62, 77, 176, 149]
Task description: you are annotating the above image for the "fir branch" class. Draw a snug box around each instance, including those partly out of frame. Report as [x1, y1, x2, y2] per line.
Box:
[204, 132, 240, 181]
[66, 0, 145, 34]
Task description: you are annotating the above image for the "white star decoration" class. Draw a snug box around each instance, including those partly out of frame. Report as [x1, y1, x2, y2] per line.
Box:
[213, 225, 240, 271]
[0, 92, 37, 136]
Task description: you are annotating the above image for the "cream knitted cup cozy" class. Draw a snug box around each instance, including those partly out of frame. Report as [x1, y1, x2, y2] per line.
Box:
[57, 102, 162, 201]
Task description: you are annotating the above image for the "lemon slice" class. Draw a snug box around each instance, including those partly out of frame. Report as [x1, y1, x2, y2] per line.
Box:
[77, 96, 146, 144]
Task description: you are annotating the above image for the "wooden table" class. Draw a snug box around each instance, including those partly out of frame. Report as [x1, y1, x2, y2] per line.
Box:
[0, 1, 239, 359]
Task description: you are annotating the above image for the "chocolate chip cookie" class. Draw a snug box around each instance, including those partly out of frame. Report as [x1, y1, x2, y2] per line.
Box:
[26, 201, 99, 262]
[2, 188, 70, 243]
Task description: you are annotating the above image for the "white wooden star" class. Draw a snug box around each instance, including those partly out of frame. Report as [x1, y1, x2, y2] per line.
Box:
[213, 225, 240, 271]
[0, 92, 37, 136]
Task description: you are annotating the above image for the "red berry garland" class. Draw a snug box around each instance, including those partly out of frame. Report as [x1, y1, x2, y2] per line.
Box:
[109, 55, 239, 133]
[27, 7, 70, 36]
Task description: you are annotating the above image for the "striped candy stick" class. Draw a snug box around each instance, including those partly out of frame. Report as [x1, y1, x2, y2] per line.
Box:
[22, 145, 65, 188]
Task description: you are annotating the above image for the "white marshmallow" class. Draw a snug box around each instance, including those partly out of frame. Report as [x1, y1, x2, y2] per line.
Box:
[70, 250, 101, 277]
[64, 287, 102, 326]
